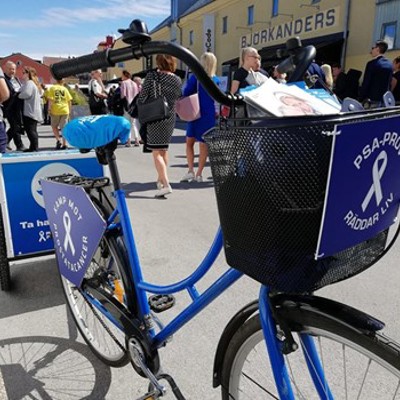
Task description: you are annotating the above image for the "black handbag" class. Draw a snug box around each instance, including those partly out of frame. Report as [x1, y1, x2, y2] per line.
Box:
[137, 74, 169, 124]
[127, 94, 139, 118]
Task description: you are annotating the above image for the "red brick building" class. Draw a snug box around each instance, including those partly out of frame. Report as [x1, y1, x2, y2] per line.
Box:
[42, 56, 68, 67]
[0, 53, 53, 84]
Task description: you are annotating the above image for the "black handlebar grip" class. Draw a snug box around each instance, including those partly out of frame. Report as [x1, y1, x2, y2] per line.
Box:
[288, 45, 316, 83]
[50, 50, 113, 80]
[276, 57, 295, 75]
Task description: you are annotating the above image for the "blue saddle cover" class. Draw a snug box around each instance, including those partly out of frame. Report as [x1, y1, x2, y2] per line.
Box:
[63, 115, 130, 149]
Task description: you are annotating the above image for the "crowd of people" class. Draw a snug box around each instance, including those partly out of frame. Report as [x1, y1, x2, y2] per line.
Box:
[289, 39, 399, 108]
[0, 39, 399, 198]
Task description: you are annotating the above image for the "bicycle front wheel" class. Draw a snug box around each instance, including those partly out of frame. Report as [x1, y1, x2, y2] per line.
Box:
[221, 312, 400, 399]
[61, 233, 131, 367]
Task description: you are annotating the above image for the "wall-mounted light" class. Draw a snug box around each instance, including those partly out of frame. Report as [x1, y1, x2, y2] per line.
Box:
[236, 26, 253, 32]
[300, 3, 320, 11]
[272, 13, 294, 19]
[254, 20, 272, 28]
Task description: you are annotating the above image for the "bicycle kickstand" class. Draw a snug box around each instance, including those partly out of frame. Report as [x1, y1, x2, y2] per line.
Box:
[156, 373, 186, 400]
[137, 373, 186, 400]
[130, 339, 186, 400]
[135, 372, 186, 400]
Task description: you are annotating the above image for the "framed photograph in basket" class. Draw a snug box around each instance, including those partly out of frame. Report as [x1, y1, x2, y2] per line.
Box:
[316, 115, 400, 259]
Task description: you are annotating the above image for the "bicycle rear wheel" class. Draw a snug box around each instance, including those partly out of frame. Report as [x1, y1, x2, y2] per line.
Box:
[61, 195, 132, 368]
[221, 312, 400, 399]
[62, 233, 130, 367]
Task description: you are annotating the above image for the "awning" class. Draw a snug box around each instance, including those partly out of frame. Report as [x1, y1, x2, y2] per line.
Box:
[259, 32, 345, 62]
[222, 57, 239, 67]
[222, 32, 345, 66]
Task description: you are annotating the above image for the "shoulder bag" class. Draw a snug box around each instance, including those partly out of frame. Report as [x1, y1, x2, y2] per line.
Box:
[127, 93, 139, 118]
[137, 73, 169, 124]
[176, 79, 201, 122]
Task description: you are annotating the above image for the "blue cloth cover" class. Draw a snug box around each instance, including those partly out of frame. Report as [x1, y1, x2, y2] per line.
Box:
[63, 115, 130, 148]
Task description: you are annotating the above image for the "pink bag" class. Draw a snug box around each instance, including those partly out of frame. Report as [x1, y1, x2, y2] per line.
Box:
[176, 93, 201, 121]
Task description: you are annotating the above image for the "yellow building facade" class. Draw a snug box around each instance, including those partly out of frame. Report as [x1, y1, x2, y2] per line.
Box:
[107, 0, 400, 84]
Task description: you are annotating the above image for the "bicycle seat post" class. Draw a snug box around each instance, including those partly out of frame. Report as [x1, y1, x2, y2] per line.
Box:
[103, 145, 122, 191]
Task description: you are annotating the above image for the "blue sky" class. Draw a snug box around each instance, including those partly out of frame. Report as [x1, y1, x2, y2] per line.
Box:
[1, 0, 170, 60]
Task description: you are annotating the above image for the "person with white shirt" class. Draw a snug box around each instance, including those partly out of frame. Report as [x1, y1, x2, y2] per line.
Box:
[120, 70, 140, 147]
[88, 69, 108, 115]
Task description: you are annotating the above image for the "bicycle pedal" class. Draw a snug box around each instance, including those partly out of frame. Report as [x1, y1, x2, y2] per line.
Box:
[148, 294, 175, 313]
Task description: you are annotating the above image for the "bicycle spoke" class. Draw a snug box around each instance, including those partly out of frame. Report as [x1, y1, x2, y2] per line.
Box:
[285, 355, 307, 400]
[356, 359, 372, 400]
[299, 335, 331, 399]
[392, 380, 400, 399]
[241, 371, 278, 398]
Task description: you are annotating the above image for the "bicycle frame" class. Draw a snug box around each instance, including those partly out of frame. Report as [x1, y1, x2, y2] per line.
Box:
[111, 183, 243, 345]
[103, 154, 333, 399]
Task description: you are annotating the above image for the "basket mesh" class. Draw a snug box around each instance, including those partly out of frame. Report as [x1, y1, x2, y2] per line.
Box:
[205, 116, 391, 293]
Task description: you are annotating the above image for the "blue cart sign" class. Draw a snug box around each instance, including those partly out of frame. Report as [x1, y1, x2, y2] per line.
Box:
[0, 152, 104, 257]
[316, 116, 400, 258]
[41, 180, 106, 287]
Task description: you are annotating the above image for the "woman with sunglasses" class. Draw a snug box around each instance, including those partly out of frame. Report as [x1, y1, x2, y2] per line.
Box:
[230, 47, 268, 124]
[18, 67, 43, 152]
[230, 47, 268, 94]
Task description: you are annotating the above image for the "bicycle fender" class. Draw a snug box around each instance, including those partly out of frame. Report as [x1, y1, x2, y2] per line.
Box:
[271, 293, 385, 334]
[212, 293, 385, 389]
[212, 300, 258, 388]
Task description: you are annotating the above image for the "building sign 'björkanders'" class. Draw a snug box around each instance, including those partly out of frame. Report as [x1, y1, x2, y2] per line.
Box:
[241, 7, 339, 48]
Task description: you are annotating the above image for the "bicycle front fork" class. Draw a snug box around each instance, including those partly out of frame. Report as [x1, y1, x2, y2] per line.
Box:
[259, 286, 334, 400]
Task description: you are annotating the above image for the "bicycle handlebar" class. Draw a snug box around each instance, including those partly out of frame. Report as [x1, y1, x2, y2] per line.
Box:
[51, 41, 236, 106]
[50, 19, 317, 107]
[277, 45, 316, 83]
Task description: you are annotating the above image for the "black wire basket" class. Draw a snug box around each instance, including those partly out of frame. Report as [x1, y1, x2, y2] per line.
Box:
[204, 109, 400, 293]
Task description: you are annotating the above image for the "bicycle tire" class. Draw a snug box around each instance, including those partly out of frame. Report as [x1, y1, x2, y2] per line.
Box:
[221, 311, 400, 399]
[61, 198, 131, 367]
[0, 206, 11, 291]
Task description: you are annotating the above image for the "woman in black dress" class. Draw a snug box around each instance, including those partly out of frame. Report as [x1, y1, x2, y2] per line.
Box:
[139, 55, 182, 197]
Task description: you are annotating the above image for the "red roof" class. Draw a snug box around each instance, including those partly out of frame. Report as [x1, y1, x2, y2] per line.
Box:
[1, 53, 53, 84]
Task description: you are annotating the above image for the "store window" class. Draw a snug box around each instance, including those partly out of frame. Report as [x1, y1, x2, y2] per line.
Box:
[382, 22, 396, 49]
[222, 16, 228, 34]
[248, 6, 254, 25]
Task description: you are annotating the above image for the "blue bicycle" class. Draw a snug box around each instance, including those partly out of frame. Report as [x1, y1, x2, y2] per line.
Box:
[41, 20, 400, 399]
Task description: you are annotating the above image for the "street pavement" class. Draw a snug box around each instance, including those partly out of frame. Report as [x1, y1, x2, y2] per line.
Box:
[1, 123, 400, 399]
